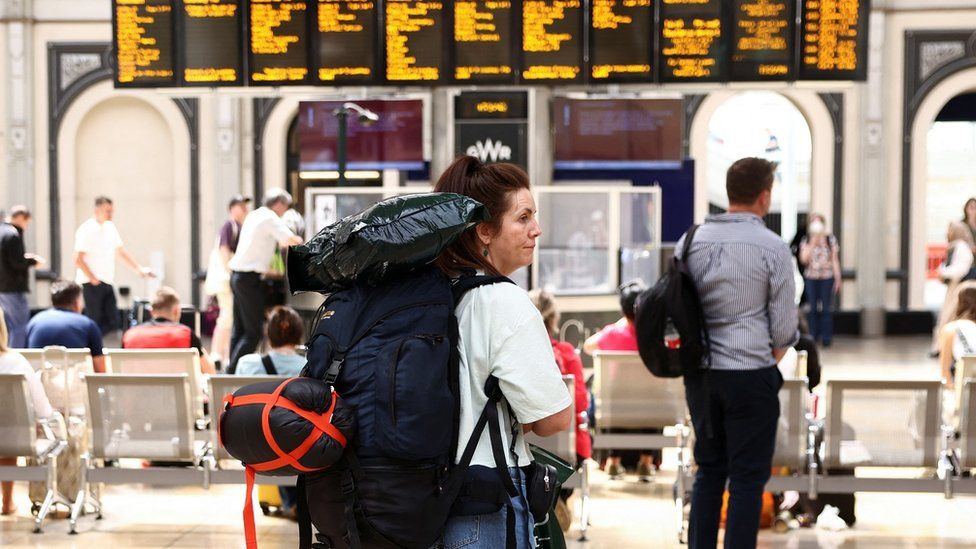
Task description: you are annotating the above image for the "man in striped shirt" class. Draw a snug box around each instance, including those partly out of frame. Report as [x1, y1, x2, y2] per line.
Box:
[678, 157, 799, 549]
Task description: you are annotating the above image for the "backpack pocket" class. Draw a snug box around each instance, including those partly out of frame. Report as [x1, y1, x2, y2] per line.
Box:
[376, 334, 453, 460]
[357, 462, 450, 549]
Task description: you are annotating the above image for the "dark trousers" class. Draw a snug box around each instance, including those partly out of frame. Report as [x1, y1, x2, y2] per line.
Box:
[82, 282, 118, 335]
[805, 277, 834, 345]
[684, 366, 782, 549]
[229, 271, 267, 373]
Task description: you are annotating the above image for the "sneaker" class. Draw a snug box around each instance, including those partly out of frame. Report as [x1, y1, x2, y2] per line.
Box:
[607, 462, 626, 479]
[637, 462, 656, 483]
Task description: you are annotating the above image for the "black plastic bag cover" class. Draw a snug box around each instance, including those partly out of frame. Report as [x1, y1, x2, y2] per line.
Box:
[288, 192, 487, 293]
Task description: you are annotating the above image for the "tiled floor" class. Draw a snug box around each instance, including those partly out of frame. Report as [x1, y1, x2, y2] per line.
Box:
[2, 335, 974, 548]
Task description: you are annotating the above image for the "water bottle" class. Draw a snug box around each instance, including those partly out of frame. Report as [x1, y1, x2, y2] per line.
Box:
[664, 319, 681, 350]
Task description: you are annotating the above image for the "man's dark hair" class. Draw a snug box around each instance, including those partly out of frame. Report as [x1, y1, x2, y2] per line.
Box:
[619, 280, 646, 322]
[726, 157, 776, 205]
[94, 196, 113, 207]
[51, 280, 82, 309]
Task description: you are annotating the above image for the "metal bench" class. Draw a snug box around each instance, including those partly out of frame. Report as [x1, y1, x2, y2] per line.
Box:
[105, 349, 205, 418]
[0, 374, 67, 533]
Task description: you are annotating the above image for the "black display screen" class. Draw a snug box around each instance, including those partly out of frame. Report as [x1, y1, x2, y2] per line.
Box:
[314, 0, 378, 84]
[658, 0, 726, 83]
[729, 0, 795, 81]
[588, 0, 654, 83]
[385, 0, 447, 83]
[114, 0, 177, 87]
[451, 1, 517, 84]
[521, 0, 585, 84]
[799, 0, 869, 81]
[248, 0, 311, 85]
[179, 0, 245, 85]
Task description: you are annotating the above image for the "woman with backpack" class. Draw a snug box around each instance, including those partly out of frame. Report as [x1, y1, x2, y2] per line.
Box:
[434, 156, 573, 548]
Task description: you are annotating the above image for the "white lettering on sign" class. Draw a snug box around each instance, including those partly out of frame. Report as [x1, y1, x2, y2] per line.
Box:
[466, 139, 512, 162]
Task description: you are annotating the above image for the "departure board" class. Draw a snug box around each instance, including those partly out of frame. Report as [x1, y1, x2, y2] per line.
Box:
[248, 0, 310, 85]
[658, 0, 726, 83]
[730, 0, 795, 81]
[113, 0, 176, 87]
[452, 1, 517, 84]
[315, 0, 378, 83]
[521, 1, 585, 83]
[180, 0, 244, 85]
[588, 0, 653, 83]
[385, 1, 446, 83]
[800, 0, 869, 80]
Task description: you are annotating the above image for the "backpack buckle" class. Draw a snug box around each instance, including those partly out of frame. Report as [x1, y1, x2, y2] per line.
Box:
[340, 473, 356, 495]
[324, 356, 345, 385]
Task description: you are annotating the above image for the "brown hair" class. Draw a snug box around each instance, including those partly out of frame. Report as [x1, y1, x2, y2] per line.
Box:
[528, 289, 559, 336]
[727, 157, 776, 205]
[51, 280, 82, 309]
[963, 197, 976, 224]
[948, 221, 976, 247]
[433, 156, 531, 276]
[267, 306, 304, 348]
[150, 286, 181, 314]
[956, 281, 976, 323]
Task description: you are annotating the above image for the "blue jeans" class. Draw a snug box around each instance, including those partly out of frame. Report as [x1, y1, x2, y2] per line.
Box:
[0, 292, 29, 348]
[804, 277, 834, 345]
[684, 367, 781, 549]
[440, 468, 535, 549]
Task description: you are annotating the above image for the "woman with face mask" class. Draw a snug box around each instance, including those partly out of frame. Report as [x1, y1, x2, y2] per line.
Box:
[798, 214, 841, 347]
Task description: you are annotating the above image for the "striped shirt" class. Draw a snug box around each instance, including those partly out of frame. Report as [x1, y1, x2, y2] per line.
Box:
[676, 213, 799, 371]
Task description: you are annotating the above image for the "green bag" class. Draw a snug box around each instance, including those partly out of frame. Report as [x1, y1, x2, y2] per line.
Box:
[529, 444, 575, 549]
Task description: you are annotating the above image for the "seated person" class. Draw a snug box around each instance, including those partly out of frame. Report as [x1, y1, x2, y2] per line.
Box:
[583, 281, 658, 482]
[939, 281, 976, 390]
[0, 307, 53, 516]
[26, 280, 105, 373]
[529, 289, 592, 463]
[234, 306, 307, 377]
[122, 286, 215, 374]
[234, 305, 306, 517]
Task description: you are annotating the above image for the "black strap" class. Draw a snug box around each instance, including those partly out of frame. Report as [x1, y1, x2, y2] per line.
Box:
[296, 474, 312, 549]
[484, 377, 519, 498]
[451, 273, 515, 304]
[260, 354, 278, 376]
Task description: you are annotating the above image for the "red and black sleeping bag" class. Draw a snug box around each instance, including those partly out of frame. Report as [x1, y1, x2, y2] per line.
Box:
[219, 377, 355, 549]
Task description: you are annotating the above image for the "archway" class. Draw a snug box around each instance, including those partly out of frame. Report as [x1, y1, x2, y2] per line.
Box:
[58, 83, 192, 301]
[704, 91, 813, 242]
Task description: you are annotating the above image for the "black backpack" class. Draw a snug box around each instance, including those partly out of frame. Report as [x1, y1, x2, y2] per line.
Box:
[298, 268, 515, 549]
[634, 224, 711, 378]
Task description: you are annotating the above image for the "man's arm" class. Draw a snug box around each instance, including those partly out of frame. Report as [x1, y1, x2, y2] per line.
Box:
[269, 216, 303, 247]
[92, 355, 106, 374]
[117, 247, 154, 278]
[75, 251, 101, 285]
[768, 246, 800, 359]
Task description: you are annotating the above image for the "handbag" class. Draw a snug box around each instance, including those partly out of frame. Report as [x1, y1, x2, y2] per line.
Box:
[529, 444, 575, 549]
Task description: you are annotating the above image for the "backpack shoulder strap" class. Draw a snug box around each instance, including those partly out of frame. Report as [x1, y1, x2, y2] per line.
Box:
[260, 354, 278, 376]
[679, 224, 700, 262]
[451, 274, 515, 304]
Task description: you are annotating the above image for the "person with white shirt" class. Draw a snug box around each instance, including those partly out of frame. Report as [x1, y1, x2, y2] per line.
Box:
[933, 221, 976, 356]
[227, 189, 303, 373]
[0, 305, 52, 515]
[433, 156, 572, 548]
[73, 196, 155, 335]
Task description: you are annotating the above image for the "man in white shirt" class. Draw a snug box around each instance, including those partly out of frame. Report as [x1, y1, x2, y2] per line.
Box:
[74, 196, 155, 335]
[227, 189, 303, 373]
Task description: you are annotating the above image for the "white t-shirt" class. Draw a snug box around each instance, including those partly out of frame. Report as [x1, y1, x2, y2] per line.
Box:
[454, 282, 573, 468]
[228, 207, 295, 274]
[0, 351, 53, 419]
[74, 218, 123, 284]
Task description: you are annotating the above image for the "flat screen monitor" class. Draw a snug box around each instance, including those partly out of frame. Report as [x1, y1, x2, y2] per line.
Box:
[552, 98, 684, 169]
[298, 100, 426, 172]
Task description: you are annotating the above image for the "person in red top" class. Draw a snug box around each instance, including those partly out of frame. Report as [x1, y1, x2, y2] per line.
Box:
[123, 286, 216, 375]
[583, 281, 659, 482]
[528, 289, 592, 462]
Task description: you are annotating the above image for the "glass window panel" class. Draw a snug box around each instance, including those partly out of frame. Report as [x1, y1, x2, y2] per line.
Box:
[538, 192, 611, 295]
[619, 192, 660, 287]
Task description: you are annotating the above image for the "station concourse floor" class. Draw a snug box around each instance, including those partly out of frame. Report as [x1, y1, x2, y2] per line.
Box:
[3, 336, 976, 548]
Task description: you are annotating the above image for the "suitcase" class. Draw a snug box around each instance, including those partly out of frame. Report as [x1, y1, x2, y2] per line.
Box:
[258, 485, 284, 516]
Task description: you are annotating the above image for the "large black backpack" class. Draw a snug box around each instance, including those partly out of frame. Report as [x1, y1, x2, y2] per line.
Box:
[298, 268, 513, 549]
[634, 224, 711, 378]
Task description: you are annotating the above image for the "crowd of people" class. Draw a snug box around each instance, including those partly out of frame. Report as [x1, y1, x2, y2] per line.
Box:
[0, 155, 974, 549]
